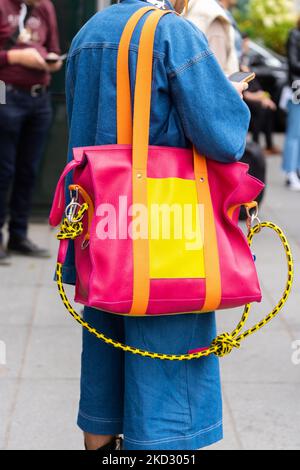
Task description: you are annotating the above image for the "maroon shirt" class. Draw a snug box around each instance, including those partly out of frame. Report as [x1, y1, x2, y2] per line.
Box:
[0, 0, 60, 87]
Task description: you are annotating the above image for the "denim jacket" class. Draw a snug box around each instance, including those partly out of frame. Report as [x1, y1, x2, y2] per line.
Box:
[63, 0, 250, 283]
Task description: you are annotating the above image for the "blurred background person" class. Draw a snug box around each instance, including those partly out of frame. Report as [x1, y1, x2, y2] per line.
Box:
[187, 0, 239, 75]
[0, 0, 62, 265]
[187, 0, 267, 209]
[218, 0, 242, 63]
[241, 32, 280, 156]
[282, 16, 300, 191]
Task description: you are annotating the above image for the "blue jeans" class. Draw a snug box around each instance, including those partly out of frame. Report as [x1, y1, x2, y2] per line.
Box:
[78, 307, 223, 450]
[283, 101, 300, 173]
[0, 88, 52, 242]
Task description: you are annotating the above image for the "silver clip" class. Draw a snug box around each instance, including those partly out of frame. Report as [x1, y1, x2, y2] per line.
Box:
[65, 200, 83, 223]
[246, 205, 261, 232]
[69, 187, 79, 202]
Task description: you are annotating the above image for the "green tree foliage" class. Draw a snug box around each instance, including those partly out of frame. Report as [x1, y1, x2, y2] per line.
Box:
[235, 0, 297, 55]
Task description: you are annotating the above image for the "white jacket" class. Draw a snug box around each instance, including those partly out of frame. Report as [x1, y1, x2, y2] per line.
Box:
[186, 0, 239, 75]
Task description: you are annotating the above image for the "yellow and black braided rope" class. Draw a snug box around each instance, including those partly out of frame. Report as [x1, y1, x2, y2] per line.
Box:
[57, 203, 88, 240]
[55, 220, 294, 360]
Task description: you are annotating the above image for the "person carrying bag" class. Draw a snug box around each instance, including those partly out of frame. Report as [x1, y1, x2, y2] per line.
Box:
[50, 0, 293, 451]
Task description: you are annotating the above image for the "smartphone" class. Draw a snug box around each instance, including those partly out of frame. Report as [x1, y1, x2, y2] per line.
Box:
[229, 71, 256, 84]
[46, 53, 67, 64]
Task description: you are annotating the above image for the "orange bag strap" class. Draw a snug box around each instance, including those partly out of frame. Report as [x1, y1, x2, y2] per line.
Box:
[117, 6, 156, 145]
[117, 8, 221, 314]
[130, 10, 175, 315]
[131, 10, 172, 172]
[117, 9, 173, 315]
[193, 151, 222, 312]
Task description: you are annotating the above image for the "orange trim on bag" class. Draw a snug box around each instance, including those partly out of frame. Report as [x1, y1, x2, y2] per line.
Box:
[227, 201, 258, 220]
[244, 201, 258, 210]
[193, 150, 222, 312]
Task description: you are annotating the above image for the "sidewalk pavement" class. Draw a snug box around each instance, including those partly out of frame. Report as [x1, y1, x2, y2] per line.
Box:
[0, 154, 300, 450]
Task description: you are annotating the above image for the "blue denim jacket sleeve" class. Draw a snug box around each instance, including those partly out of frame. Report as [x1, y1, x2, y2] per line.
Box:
[164, 16, 250, 162]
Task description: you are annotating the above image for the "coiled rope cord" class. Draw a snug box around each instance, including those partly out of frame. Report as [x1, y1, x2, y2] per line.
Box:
[57, 203, 89, 241]
[55, 207, 294, 360]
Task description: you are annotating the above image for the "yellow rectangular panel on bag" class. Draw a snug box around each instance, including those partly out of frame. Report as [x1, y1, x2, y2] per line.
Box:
[147, 177, 205, 279]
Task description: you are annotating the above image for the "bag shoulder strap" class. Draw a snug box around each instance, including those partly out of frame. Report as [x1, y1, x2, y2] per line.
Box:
[117, 6, 156, 144]
[117, 8, 222, 314]
[117, 8, 174, 315]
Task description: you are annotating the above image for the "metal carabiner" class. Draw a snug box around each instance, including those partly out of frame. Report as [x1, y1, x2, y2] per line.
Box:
[65, 199, 83, 223]
[69, 186, 79, 203]
[246, 205, 261, 232]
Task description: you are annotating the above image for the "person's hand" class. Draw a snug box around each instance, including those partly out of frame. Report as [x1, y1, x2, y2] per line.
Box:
[262, 97, 277, 111]
[231, 81, 249, 99]
[240, 64, 250, 73]
[45, 53, 63, 73]
[7, 48, 47, 71]
[47, 60, 63, 73]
